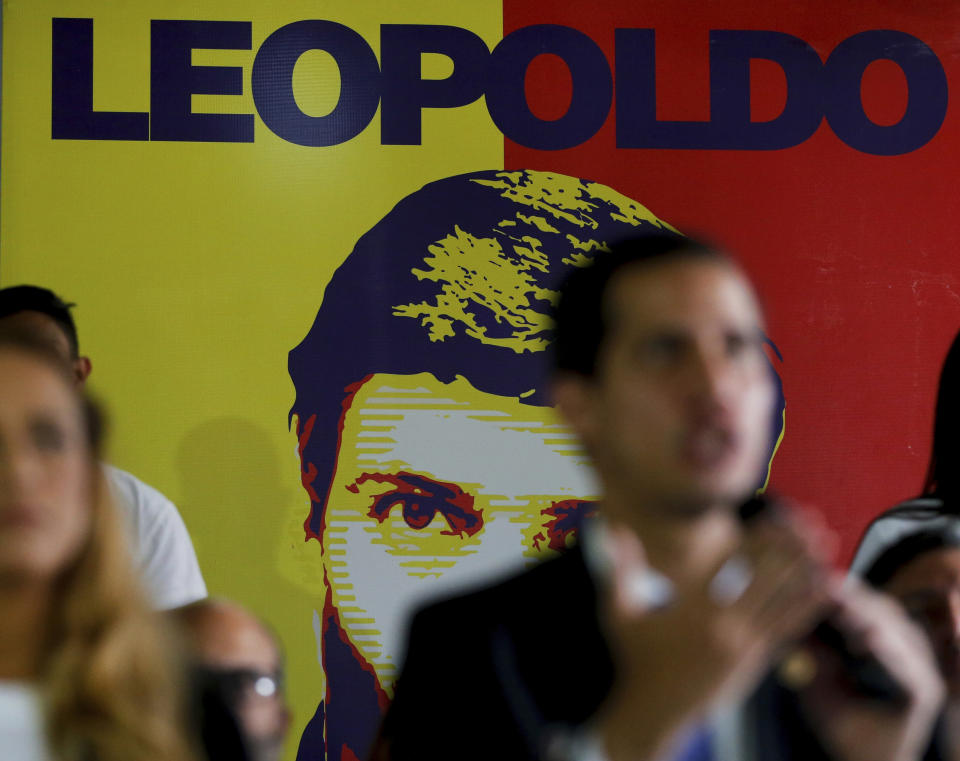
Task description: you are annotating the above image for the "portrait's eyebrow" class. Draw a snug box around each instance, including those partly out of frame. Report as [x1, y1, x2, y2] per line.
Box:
[348, 471, 484, 537]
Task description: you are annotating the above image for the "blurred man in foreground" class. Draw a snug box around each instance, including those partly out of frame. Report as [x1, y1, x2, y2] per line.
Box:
[0, 284, 206, 609]
[372, 233, 944, 761]
[173, 598, 291, 761]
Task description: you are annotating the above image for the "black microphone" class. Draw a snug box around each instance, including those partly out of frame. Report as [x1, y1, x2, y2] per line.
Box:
[737, 494, 909, 707]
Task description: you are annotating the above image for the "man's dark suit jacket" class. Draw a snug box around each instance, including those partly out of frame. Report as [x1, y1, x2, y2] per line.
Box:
[375, 545, 614, 761]
[372, 545, 944, 761]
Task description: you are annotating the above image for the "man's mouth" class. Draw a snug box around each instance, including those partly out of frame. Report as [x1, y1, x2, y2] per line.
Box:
[682, 423, 739, 469]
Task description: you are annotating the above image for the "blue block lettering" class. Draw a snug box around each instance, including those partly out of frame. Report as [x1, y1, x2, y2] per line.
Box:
[252, 20, 380, 147]
[150, 20, 254, 142]
[487, 25, 613, 150]
[709, 31, 823, 150]
[51, 18, 149, 141]
[823, 30, 948, 156]
[617, 29, 822, 149]
[380, 25, 489, 145]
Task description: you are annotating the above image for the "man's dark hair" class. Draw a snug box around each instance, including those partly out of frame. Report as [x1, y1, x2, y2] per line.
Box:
[0, 285, 79, 358]
[552, 232, 723, 377]
[862, 522, 960, 588]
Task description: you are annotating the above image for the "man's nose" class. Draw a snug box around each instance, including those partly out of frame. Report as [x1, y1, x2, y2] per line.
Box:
[686, 346, 736, 403]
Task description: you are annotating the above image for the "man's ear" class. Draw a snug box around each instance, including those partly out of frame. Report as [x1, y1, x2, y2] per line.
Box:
[551, 372, 597, 444]
[74, 356, 92, 387]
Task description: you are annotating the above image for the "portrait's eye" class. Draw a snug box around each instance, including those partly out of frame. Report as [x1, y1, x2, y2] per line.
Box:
[396, 496, 433, 530]
[347, 472, 483, 537]
[533, 499, 598, 553]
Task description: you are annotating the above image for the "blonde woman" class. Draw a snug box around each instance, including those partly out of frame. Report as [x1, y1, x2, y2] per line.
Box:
[0, 334, 199, 761]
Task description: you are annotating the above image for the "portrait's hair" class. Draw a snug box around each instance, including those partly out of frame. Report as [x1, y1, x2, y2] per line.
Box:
[862, 521, 960, 589]
[0, 335, 198, 761]
[923, 328, 960, 503]
[289, 169, 681, 539]
[0, 285, 80, 358]
[551, 232, 722, 378]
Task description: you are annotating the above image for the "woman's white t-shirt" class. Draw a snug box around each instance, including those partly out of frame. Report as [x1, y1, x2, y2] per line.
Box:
[0, 682, 49, 761]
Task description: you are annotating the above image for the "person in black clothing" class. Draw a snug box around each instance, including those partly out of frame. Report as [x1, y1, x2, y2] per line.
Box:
[371, 233, 945, 761]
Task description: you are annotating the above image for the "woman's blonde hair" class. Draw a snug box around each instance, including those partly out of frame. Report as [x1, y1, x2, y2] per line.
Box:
[1, 335, 199, 761]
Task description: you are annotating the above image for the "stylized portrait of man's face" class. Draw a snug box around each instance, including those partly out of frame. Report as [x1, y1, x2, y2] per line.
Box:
[322, 371, 598, 684]
[288, 170, 784, 760]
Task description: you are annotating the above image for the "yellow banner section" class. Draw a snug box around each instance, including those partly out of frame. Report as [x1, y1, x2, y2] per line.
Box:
[1, 3, 503, 757]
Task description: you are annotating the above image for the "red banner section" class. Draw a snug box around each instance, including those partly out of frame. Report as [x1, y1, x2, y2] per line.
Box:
[504, 0, 960, 559]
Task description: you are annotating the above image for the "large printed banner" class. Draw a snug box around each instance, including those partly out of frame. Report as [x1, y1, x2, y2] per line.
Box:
[3, 2, 959, 759]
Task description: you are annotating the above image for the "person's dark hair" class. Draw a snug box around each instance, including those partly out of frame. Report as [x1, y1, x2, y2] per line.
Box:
[0, 285, 79, 358]
[923, 328, 960, 503]
[552, 232, 723, 377]
[862, 523, 960, 588]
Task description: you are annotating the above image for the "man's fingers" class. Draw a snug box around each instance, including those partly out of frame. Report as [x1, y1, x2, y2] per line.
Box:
[755, 572, 840, 646]
[830, 584, 942, 695]
[609, 525, 666, 615]
[689, 513, 838, 660]
[737, 542, 827, 618]
[724, 519, 826, 614]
